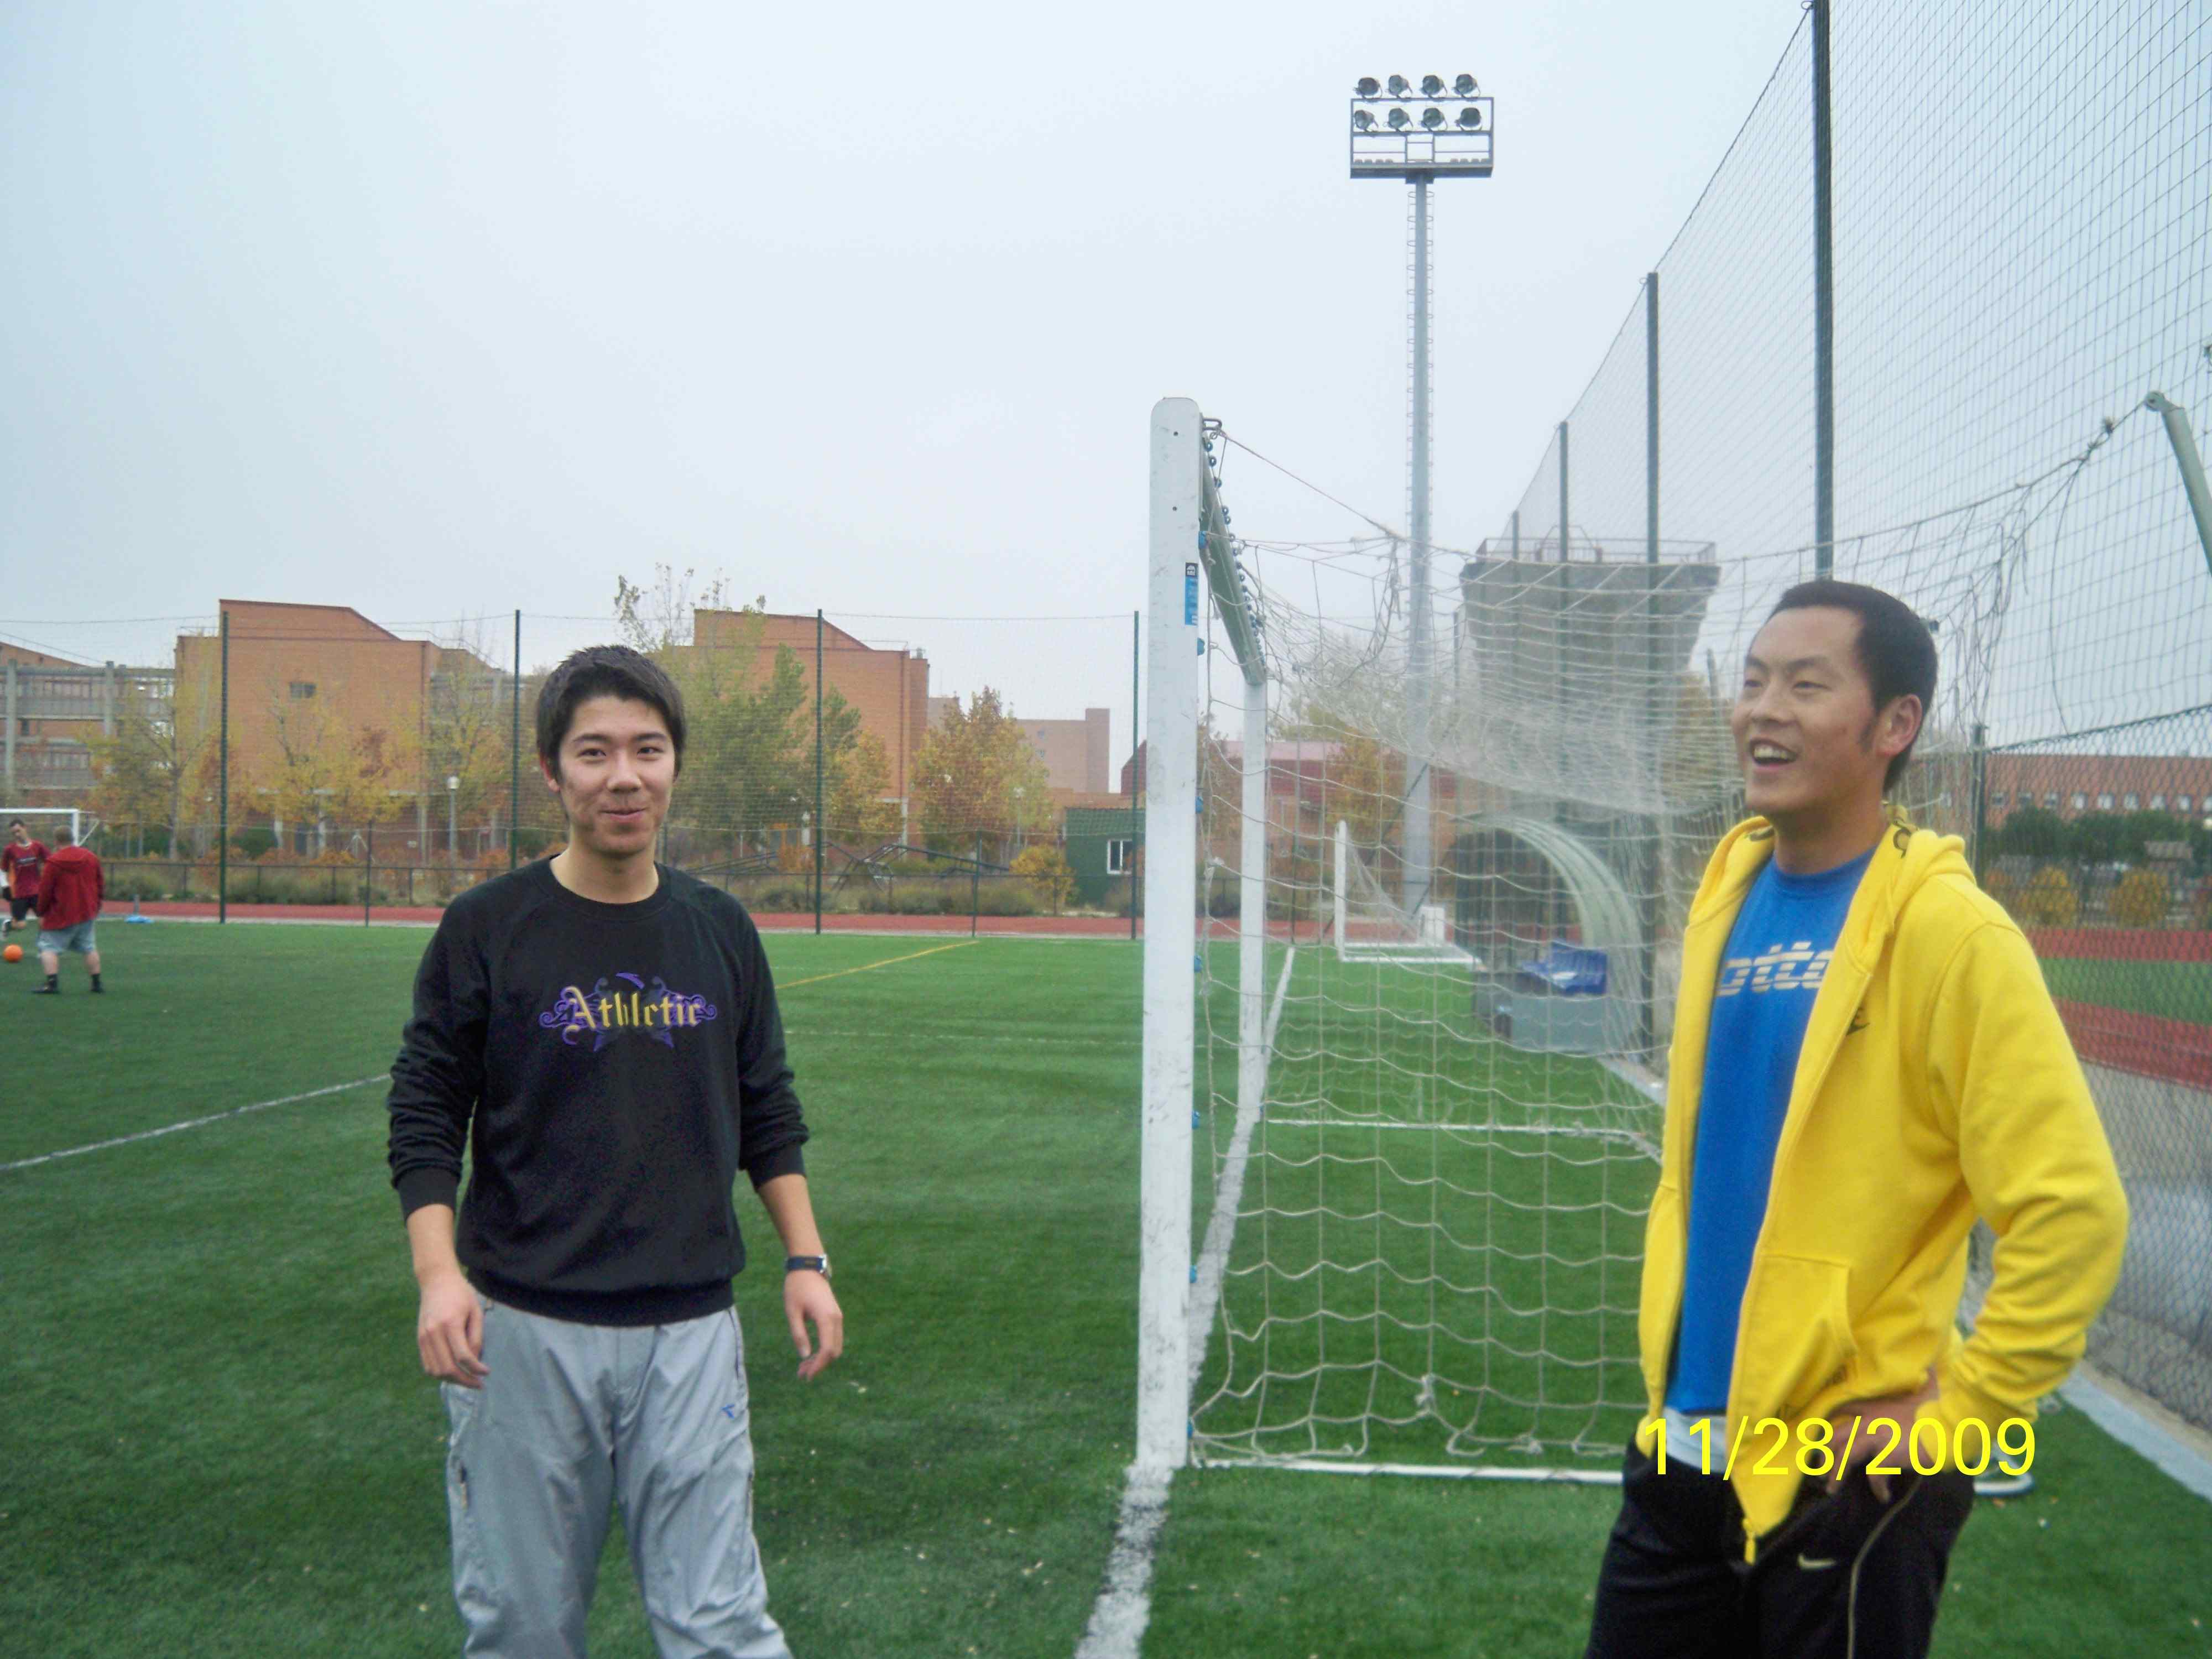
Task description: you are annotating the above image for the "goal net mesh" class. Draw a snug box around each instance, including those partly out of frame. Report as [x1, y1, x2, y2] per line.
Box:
[1184, 483, 2106, 1473]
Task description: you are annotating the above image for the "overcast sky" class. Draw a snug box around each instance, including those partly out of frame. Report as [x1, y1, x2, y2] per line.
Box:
[4, 1, 1815, 744]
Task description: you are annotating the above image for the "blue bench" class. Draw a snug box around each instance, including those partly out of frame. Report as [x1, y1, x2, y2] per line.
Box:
[1514, 942, 1608, 996]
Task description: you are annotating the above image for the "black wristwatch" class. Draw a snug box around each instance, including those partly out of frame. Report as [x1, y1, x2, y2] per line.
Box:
[785, 1255, 832, 1279]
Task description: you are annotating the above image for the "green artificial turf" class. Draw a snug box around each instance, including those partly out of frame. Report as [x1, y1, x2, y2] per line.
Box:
[0, 923, 1141, 1658]
[1, 921, 2204, 1659]
[1142, 1402, 2212, 1658]
[2039, 956, 2212, 1025]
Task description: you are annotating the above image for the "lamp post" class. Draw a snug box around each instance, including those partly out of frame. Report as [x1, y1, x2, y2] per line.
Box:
[1351, 71, 1493, 917]
[447, 774, 459, 864]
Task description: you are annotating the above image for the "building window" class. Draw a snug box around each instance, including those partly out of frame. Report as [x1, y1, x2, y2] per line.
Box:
[1106, 838, 1133, 875]
[2123, 792, 2140, 811]
[2042, 792, 2059, 809]
[1990, 791, 2008, 810]
[2096, 792, 2114, 810]
[2151, 794, 2166, 810]
[289, 682, 317, 700]
[2071, 792, 2087, 811]
[2180, 795, 2194, 814]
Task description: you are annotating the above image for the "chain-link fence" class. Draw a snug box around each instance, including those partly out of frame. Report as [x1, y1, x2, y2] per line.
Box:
[1461, 0, 2211, 1434]
[3, 599, 1142, 936]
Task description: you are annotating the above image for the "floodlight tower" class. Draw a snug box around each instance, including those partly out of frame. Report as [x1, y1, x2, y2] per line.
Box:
[1351, 72, 1493, 916]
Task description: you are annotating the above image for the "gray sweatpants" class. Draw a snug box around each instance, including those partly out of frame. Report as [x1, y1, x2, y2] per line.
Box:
[440, 1299, 792, 1659]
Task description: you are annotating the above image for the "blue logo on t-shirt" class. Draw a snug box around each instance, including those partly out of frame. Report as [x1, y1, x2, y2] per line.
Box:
[1667, 846, 1872, 1415]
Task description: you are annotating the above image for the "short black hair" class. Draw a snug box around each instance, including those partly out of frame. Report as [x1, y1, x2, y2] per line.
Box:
[535, 646, 686, 778]
[1767, 579, 1937, 793]
[7, 818, 20, 829]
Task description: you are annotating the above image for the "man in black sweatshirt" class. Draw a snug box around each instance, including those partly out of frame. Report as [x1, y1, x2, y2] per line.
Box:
[387, 644, 841, 1659]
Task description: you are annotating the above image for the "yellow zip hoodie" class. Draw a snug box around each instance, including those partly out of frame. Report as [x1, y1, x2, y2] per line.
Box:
[1636, 815, 2128, 1552]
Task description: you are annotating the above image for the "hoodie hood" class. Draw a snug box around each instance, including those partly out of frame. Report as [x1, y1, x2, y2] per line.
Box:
[1684, 812, 1975, 974]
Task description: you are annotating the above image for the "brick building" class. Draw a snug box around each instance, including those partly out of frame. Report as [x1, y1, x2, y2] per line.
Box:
[174, 601, 503, 850]
[2, 643, 173, 802]
[928, 697, 1113, 795]
[1984, 754, 2212, 825]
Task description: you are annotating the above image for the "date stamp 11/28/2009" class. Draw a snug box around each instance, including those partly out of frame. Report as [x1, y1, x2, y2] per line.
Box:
[1647, 1414, 2036, 1480]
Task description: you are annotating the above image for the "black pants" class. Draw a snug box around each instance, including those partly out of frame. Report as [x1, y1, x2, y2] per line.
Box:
[1585, 1436, 1975, 1659]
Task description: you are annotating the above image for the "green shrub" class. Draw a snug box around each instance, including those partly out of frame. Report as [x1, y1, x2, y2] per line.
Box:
[2111, 869, 2169, 928]
[1010, 846, 1077, 913]
[2014, 867, 2079, 927]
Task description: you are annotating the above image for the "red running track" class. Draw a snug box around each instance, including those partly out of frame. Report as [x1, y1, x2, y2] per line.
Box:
[2054, 1000, 2212, 1091]
[2025, 927, 2211, 962]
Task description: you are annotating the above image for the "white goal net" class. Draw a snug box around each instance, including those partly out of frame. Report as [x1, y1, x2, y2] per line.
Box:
[1135, 395, 2158, 1481]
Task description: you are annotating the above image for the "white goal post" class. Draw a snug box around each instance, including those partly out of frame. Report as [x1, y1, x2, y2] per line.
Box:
[1138, 398, 1269, 1475]
[0, 807, 85, 865]
[1329, 818, 1477, 967]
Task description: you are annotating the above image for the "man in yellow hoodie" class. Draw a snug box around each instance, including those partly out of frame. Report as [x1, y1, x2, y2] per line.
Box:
[1584, 581, 2127, 1659]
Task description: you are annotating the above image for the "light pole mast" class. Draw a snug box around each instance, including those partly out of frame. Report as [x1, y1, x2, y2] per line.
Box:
[1351, 72, 1493, 917]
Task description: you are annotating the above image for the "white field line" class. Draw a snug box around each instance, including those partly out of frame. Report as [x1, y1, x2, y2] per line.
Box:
[0, 1076, 386, 1173]
[1074, 945, 1297, 1659]
[1195, 1456, 1623, 1485]
[786, 1029, 1131, 1048]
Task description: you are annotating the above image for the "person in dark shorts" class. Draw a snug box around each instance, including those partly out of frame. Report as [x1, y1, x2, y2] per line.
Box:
[387, 644, 843, 1658]
[3, 820, 45, 932]
[1585, 582, 2127, 1659]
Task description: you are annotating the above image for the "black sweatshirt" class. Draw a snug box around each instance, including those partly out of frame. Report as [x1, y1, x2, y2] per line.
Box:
[386, 860, 807, 1326]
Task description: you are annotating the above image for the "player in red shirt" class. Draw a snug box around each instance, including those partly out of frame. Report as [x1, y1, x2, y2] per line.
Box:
[2, 820, 46, 933]
[32, 826, 103, 995]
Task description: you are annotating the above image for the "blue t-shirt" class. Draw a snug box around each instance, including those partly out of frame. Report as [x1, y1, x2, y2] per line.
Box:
[1666, 846, 1873, 1414]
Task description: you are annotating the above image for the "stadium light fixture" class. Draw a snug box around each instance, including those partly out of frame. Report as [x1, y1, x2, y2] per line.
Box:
[1350, 72, 1492, 179]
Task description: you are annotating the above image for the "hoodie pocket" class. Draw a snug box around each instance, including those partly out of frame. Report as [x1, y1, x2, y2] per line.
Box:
[1736, 1253, 1857, 1413]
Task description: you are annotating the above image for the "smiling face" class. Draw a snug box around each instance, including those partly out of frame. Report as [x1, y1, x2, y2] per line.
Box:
[541, 695, 675, 861]
[1733, 606, 1919, 828]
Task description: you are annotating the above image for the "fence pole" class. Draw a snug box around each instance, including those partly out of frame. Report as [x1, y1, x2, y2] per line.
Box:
[815, 610, 826, 936]
[1557, 420, 1569, 561]
[365, 832, 373, 926]
[1970, 722, 1989, 885]
[218, 611, 229, 926]
[1130, 608, 1140, 941]
[509, 609, 521, 870]
[1812, 0, 1835, 575]
[972, 830, 982, 938]
[1641, 270, 1661, 1060]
